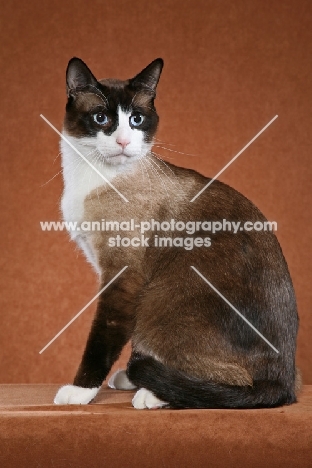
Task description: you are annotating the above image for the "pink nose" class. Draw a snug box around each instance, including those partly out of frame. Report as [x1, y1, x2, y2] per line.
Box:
[116, 137, 130, 149]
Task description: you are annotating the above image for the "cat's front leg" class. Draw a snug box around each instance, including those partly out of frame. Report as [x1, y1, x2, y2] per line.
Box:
[54, 282, 135, 405]
[54, 384, 99, 405]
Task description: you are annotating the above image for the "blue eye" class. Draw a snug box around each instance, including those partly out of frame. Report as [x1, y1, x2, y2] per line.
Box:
[93, 112, 109, 125]
[130, 113, 144, 127]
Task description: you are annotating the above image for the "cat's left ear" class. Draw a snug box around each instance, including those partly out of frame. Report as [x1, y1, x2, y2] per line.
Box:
[130, 58, 164, 94]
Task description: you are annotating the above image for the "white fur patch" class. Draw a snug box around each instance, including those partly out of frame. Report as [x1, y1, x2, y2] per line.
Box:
[132, 388, 168, 410]
[108, 369, 137, 390]
[60, 108, 151, 225]
[54, 384, 100, 405]
[75, 234, 100, 274]
[60, 108, 152, 272]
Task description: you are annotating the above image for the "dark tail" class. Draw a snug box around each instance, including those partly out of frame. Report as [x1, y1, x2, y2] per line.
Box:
[127, 354, 296, 409]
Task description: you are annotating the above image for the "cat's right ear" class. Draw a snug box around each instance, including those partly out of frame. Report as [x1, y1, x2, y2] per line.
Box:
[66, 58, 98, 96]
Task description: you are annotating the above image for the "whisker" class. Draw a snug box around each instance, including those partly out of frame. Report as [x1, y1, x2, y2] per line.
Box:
[153, 138, 176, 147]
[130, 90, 139, 107]
[140, 105, 157, 114]
[41, 169, 63, 187]
[96, 173, 104, 209]
[151, 149, 174, 160]
[153, 145, 197, 157]
[146, 155, 177, 186]
[53, 152, 61, 164]
[82, 85, 109, 107]
[144, 157, 171, 201]
[139, 156, 153, 209]
[149, 151, 177, 177]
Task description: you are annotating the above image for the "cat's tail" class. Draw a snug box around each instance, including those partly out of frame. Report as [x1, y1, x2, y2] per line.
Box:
[127, 353, 297, 409]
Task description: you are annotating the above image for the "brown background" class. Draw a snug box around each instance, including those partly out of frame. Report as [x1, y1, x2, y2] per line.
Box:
[0, 0, 311, 386]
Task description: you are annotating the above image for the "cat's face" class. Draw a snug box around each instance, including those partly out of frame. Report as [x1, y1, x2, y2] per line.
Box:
[63, 58, 163, 166]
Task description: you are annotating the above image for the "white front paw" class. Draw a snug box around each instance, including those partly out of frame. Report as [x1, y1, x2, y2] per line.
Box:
[108, 370, 137, 390]
[54, 384, 100, 405]
[132, 388, 168, 409]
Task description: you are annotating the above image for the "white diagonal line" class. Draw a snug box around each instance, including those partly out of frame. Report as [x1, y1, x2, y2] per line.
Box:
[190, 115, 278, 202]
[40, 114, 129, 203]
[39, 266, 128, 354]
[190, 266, 279, 354]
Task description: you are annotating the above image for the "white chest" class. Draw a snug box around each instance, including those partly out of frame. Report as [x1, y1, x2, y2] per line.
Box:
[60, 109, 151, 272]
[60, 136, 119, 227]
[60, 135, 119, 273]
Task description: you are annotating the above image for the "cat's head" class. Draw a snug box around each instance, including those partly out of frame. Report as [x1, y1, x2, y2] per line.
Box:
[63, 57, 163, 166]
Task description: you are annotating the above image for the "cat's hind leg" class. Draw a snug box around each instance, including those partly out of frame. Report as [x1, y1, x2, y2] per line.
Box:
[132, 388, 168, 409]
[127, 352, 169, 409]
[127, 351, 295, 409]
[108, 368, 175, 410]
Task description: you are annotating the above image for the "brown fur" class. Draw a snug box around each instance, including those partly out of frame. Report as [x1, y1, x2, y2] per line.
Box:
[83, 161, 297, 390]
[63, 57, 299, 408]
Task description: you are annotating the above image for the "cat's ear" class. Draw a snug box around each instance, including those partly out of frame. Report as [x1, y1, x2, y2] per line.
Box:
[130, 58, 164, 94]
[66, 58, 98, 96]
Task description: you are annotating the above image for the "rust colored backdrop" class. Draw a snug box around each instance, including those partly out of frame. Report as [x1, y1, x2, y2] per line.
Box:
[0, 0, 311, 385]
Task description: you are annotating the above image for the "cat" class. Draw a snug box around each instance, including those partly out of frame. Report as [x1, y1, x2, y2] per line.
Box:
[54, 57, 300, 409]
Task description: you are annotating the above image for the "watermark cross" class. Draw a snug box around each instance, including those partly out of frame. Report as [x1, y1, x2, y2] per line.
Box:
[40, 114, 129, 203]
[191, 266, 279, 353]
[39, 266, 128, 354]
[39, 111, 280, 356]
[190, 115, 278, 202]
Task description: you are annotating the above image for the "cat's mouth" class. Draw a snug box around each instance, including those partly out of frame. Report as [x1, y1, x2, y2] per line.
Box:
[104, 151, 133, 166]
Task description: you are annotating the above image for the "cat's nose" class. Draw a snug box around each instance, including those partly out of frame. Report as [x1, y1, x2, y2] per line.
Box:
[116, 137, 130, 149]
